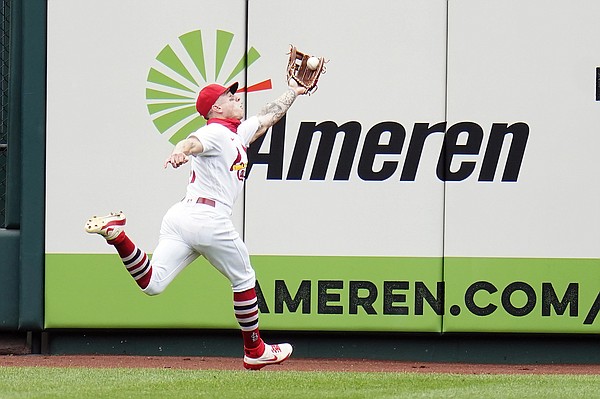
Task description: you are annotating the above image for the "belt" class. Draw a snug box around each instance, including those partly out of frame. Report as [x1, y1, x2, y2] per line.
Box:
[196, 197, 216, 207]
[183, 196, 231, 215]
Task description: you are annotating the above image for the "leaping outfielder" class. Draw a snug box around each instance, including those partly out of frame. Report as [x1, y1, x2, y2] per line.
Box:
[86, 76, 309, 370]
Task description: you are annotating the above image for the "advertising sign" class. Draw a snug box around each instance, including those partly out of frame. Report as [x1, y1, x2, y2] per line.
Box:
[45, 0, 600, 334]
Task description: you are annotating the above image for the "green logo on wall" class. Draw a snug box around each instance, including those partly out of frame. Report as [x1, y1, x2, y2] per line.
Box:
[145, 29, 272, 144]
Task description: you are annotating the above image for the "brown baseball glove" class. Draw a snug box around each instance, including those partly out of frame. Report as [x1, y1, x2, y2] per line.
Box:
[286, 45, 327, 95]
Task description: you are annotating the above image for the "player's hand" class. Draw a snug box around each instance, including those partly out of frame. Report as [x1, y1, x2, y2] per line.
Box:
[164, 153, 189, 169]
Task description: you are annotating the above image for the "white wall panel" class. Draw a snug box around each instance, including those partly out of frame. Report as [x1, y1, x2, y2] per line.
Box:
[245, 0, 447, 256]
[46, 0, 247, 253]
[445, 1, 600, 257]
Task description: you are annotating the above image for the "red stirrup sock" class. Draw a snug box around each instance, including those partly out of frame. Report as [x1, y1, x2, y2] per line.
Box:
[234, 288, 265, 357]
[108, 231, 153, 289]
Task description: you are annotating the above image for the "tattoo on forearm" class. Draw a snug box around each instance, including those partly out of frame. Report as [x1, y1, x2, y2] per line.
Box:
[258, 89, 297, 127]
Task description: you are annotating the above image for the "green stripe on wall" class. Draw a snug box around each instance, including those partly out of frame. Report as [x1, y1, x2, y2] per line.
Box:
[45, 254, 443, 331]
[45, 254, 600, 333]
[443, 257, 600, 333]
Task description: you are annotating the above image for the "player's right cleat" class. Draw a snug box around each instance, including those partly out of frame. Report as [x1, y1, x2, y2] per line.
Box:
[85, 211, 126, 241]
[243, 343, 293, 370]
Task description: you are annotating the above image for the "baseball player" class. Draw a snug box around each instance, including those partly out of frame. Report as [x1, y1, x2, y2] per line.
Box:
[85, 78, 308, 370]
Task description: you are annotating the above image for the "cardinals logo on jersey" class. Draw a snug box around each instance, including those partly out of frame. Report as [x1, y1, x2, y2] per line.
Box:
[230, 147, 248, 181]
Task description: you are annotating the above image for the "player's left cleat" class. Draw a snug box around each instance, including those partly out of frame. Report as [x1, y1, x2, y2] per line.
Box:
[85, 211, 126, 241]
[243, 343, 293, 370]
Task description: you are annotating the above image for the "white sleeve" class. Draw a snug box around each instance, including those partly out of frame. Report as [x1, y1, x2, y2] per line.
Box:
[237, 116, 260, 147]
[189, 126, 222, 156]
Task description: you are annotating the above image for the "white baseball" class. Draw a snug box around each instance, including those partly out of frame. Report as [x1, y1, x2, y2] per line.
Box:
[306, 57, 320, 71]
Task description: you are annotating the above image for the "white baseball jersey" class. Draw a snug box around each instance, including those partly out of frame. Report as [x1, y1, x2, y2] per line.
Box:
[186, 116, 259, 209]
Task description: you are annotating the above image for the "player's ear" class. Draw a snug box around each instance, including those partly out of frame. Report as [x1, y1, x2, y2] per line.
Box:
[211, 104, 222, 115]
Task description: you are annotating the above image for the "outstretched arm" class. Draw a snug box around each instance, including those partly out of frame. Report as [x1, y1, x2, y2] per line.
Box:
[251, 80, 307, 144]
[163, 136, 204, 169]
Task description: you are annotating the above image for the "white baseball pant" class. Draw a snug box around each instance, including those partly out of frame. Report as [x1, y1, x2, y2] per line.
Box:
[142, 200, 256, 295]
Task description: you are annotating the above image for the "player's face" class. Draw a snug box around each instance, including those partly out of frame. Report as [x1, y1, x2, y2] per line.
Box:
[214, 92, 244, 120]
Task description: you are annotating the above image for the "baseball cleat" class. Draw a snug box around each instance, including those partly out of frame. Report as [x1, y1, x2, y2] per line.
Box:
[243, 343, 293, 370]
[85, 211, 126, 241]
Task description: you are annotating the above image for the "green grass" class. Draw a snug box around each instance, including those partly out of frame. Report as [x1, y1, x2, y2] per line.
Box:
[0, 367, 600, 399]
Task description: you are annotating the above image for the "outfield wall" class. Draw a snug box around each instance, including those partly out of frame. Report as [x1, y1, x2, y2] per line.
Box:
[42, 0, 600, 339]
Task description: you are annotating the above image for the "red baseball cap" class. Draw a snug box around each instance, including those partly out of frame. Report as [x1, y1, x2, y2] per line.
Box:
[195, 82, 239, 119]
